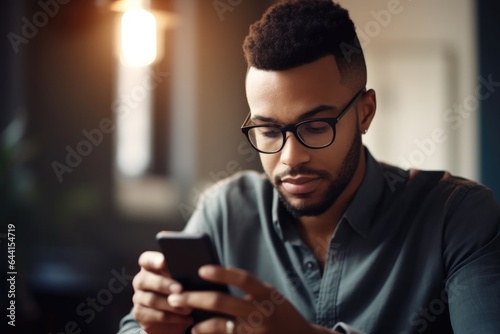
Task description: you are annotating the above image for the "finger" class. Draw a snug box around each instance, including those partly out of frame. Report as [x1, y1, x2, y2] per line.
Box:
[167, 291, 255, 317]
[156, 230, 176, 238]
[192, 317, 235, 334]
[132, 304, 193, 327]
[133, 268, 182, 295]
[138, 251, 166, 272]
[133, 290, 192, 315]
[199, 265, 276, 300]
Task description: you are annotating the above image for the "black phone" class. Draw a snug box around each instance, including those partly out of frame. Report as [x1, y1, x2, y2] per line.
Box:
[156, 232, 230, 323]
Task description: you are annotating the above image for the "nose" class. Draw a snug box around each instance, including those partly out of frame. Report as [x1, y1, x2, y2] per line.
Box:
[279, 132, 311, 168]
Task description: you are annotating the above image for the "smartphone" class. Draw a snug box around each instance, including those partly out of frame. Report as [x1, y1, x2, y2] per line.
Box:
[156, 232, 230, 323]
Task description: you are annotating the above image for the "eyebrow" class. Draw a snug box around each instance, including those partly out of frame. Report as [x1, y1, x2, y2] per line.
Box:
[251, 104, 338, 124]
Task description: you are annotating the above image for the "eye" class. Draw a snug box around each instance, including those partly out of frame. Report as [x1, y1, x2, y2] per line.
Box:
[302, 121, 329, 134]
[257, 127, 281, 138]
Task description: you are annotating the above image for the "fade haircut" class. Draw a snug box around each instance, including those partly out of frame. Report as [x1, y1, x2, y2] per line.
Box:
[243, 0, 367, 89]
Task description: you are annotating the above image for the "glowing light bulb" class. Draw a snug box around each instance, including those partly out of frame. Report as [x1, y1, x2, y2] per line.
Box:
[120, 8, 157, 67]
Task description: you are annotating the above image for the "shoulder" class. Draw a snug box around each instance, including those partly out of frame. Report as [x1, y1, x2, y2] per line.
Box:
[191, 170, 274, 222]
[376, 162, 500, 272]
[379, 162, 496, 212]
[410, 170, 496, 213]
[183, 171, 276, 257]
[376, 162, 499, 238]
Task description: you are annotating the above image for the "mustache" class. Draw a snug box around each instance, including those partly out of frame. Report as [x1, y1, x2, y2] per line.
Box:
[275, 166, 331, 183]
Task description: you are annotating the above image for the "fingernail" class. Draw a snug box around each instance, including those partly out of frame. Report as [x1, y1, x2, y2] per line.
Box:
[168, 294, 184, 307]
[199, 265, 216, 277]
[154, 256, 163, 267]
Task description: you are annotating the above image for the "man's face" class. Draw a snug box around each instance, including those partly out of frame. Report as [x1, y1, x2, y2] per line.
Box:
[245, 56, 363, 217]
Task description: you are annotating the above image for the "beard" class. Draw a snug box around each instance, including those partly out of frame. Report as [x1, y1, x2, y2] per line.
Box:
[274, 131, 362, 218]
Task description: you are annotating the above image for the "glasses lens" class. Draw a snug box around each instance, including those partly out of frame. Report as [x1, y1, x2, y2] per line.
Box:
[247, 126, 283, 153]
[297, 121, 335, 148]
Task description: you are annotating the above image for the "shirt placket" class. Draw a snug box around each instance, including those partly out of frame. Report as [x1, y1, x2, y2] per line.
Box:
[316, 242, 345, 328]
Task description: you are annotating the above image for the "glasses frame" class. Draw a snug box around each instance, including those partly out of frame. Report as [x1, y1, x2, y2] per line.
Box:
[241, 89, 366, 154]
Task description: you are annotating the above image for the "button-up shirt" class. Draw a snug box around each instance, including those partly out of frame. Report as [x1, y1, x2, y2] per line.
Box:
[118, 149, 500, 333]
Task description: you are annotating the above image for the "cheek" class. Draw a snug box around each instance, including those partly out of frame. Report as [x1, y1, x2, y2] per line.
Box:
[311, 149, 337, 173]
[312, 139, 353, 174]
[259, 154, 279, 179]
[328, 117, 358, 154]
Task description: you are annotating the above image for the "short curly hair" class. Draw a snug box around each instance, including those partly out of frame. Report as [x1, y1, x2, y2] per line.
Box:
[243, 0, 366, 89]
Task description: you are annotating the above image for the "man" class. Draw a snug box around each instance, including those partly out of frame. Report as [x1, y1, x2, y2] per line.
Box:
[118, 1, 500, 333]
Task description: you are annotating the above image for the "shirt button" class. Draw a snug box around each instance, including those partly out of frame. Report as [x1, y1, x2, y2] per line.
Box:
[306, 261, 315, 270]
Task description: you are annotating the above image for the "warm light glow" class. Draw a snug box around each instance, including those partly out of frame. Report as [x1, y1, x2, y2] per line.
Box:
[115, 66, 152, 177]
[121, 8, 157, 67]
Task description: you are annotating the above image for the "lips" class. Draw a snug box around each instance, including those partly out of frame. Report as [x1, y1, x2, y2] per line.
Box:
[280, 177, 321, 195]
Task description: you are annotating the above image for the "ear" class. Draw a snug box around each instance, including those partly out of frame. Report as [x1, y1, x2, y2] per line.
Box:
[357, 89, 376, 134]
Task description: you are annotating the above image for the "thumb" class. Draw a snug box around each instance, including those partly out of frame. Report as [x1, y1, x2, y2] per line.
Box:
[138, 251, 165, 271]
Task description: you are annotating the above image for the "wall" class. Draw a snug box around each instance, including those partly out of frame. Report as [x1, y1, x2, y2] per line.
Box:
[338, 0, 478, 180]
[168, 0, 271, 224]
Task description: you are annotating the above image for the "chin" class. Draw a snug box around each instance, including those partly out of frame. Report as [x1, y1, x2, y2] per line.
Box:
[278, 191, 335, 218]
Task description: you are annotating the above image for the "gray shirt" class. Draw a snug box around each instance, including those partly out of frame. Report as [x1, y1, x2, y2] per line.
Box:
[118, 149, 500, 333]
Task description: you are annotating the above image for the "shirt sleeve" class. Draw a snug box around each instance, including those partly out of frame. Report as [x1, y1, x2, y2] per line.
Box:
[182, 179, 235, 260]
[116, 308, 142, 334]
[182, 192, 218, 235]
[443, 185, 500, 333]
[333, 322, 367, 334]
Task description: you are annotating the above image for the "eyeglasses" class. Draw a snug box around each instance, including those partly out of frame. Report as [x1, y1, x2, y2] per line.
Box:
[241, 89, 366, 154]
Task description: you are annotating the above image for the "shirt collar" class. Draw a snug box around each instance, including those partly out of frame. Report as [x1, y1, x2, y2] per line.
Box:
[272, 180, 305, 244]
[343, 148, 385, 238]
[272, 188, 284, 239]
[272, 147, 385, 241]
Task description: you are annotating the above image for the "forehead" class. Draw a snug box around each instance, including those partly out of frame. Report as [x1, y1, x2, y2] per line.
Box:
[245, 56, 352, 122]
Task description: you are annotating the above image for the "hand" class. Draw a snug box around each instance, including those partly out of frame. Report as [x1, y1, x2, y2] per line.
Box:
[166, 265, 337, 334]
[132, 251, 194, 334]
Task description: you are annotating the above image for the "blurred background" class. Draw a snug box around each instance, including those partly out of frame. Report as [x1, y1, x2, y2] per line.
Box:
[1, 0, 499, 333]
